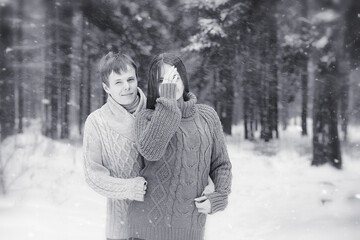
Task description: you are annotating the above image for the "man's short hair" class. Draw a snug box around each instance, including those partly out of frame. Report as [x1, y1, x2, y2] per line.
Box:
[98, 52, 138, 85]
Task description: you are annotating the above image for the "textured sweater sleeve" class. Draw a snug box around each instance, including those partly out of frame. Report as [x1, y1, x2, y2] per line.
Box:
[135, 84, 182, 161]
[201, 106, 232, 214]
[83, 116, 146, 201]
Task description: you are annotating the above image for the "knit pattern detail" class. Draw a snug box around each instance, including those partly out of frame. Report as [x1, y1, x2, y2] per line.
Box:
[198, 104, 232, 214]
[159, 83, 177, 99]
[83, 119, 142, 198]
[130, 86, 232, 240]
[177, 93, 197, 118]
[83, 88, 147, 239]
[135, 93, 181, 161]
[129, 225, 204, 240]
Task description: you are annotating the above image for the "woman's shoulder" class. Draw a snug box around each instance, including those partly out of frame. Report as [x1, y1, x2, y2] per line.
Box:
[197, 104, 218, 119]
[196, 104, 221, 126]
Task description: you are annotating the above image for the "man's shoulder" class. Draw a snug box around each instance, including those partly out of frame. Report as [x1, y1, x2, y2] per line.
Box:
[85, 104, 108, 123]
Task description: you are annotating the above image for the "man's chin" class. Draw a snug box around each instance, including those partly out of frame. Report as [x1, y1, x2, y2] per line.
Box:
[120, 97, 136, 105]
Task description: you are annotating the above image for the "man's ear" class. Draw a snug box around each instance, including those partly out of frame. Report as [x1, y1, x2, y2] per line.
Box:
[102, 82, 110, 94]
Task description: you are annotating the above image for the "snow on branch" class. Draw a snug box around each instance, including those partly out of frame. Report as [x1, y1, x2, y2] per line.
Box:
[182, 0, 229, 10]
[198, 18, 227, 37]
[312, 10, 340, 24]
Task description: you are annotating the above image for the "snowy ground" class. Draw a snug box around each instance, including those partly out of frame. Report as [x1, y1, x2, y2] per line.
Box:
[0, 121, 359, 240]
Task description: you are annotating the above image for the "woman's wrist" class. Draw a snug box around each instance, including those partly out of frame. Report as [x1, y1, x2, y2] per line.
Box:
[159, 83, 177, 99]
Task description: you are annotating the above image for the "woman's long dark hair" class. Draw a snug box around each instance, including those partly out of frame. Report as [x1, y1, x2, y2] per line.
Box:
[146, 53, 189, 109]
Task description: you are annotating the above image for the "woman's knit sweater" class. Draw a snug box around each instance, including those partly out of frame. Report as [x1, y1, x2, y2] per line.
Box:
[83, 88, 146, 239]
[129, 84, 232, 240]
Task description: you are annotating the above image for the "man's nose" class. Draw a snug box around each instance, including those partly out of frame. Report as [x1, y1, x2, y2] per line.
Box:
[123, 81, 130, 90]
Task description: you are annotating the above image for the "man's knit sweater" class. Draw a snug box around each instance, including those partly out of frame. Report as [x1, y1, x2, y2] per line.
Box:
[130, 84, 232, 240]
[83, 88, 146, 239]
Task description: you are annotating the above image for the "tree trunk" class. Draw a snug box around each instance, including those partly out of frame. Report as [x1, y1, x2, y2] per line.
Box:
[0, 4, 15, 141]
[43, 0, 59, 139]
[59, 2, 73, 139]
[268, 20, 279, 139]
[78, 14, 86, 135]
[312, 61, 342, 169]
[243, 73, 249, 139]
[345, 0, 360, 70]
[259, 65, 267, 140]
[86, 54, 92, 116]
[300, 57, 308, 136]
[218, 67, 234, 135]
[339, 73, 349, 141]
[15, 0, 25, 134]
[300, 0, 309, 136]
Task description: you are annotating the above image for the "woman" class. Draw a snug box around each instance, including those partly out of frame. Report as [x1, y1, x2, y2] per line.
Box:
[129, 53, 232, 240]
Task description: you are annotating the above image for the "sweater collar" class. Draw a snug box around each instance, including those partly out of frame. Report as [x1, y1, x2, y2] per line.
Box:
[177, 92, 197, 118]
[107, 87, 146, 118]
[122, 93, 140, 114]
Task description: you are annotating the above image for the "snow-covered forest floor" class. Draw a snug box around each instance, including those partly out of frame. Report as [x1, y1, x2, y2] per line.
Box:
[0, 120, 359, 240]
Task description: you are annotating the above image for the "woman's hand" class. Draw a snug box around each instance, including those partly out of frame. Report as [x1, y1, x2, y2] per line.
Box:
[163, 65, 179, 84]
[194, 196, 211, 214]
[202, 176, 215, 195]
[194, 176, 214, 214]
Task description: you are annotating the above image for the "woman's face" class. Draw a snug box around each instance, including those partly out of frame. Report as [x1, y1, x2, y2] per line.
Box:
[158, 63, 184, 100]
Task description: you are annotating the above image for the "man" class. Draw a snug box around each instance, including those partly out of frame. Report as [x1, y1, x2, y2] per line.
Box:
[83, 52, 147, 240]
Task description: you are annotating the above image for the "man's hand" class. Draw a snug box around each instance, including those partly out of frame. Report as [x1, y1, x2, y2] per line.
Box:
[129, 176, 147, 201]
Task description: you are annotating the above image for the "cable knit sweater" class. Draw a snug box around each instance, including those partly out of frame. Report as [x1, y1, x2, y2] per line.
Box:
[83, 88, 147, 239]
[130, 84, 232, 240]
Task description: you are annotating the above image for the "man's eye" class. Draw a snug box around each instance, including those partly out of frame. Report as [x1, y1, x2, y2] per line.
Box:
[128, 78, 134, 82]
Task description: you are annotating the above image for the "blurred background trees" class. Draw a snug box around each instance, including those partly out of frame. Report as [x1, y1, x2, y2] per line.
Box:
[0, 0, 359, 169]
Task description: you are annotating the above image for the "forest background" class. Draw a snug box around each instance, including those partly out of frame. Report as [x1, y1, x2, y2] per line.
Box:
[1, 0, 360, 187]
[1, 0, 360, 239]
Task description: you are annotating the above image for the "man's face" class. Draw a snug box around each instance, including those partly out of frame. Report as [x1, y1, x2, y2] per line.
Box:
[103, 66, 138, 105]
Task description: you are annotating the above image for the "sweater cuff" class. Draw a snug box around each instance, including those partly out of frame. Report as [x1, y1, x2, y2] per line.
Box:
[205, 192, 228, 214]
[159, 83, 177, 99]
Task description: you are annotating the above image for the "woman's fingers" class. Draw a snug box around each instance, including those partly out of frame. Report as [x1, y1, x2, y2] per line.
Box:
[195, 196, 211, 214]
[163, 66, 174, 83]
[164, 66, 178, 84]
[194, 196, 207, 203]
[170, 67, 178, 84]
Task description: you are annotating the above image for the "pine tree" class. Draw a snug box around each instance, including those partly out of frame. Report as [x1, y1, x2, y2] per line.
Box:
[311, 0, 342, 169]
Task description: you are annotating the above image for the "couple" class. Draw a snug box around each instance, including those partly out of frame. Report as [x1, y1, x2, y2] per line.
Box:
[83, 52, 232, 240]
